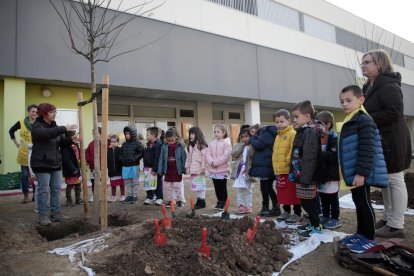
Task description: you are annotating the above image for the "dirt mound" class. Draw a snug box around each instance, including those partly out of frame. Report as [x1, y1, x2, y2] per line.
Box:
[90, 216, 292, 275]
[36, 219, 100, 241]
[371, 173, 414, 209]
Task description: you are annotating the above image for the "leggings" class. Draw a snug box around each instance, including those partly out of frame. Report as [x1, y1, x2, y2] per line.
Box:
[212, 178, 228, 202]
[260, 178, 278, 209]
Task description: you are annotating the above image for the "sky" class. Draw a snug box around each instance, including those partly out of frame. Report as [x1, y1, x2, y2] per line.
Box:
[324, 0, 414, 43]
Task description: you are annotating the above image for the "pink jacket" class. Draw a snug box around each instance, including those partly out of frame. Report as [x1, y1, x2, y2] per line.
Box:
[185, 144, 207, 175]
[206, 137, 232, 174]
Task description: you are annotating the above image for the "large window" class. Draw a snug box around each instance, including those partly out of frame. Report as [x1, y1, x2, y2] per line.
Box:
[257, 0, 300, 31]
[303, 15, 336, 43]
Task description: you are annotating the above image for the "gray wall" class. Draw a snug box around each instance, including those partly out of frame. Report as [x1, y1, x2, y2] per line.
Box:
[1, 0, 413, 116]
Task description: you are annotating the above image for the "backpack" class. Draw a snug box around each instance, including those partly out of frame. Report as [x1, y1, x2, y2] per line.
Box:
[334, 238, 414, 276]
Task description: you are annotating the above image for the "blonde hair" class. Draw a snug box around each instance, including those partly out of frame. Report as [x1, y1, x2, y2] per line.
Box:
[214, 124, 228, 139]
[362, 49, 394, 74]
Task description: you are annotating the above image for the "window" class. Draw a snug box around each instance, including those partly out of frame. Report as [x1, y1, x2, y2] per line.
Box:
[180, 109, 195, 118]
[133, 106, 176, 118]
[213, 110, 224, 120]
[97, 103, 129, 116]
[228, 112, 241, 120]
[303, 15, 336, 43]
[260, 113, 274, 123]
[257, 0, 300, 31]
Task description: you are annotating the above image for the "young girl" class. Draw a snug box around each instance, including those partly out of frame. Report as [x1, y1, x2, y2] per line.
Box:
[185, 126, 208, 209]
[108, 135, 125, 202]
[231, 127, 255, 214]
[272, 109, 301, 223]
[206, 124, 232, 210]
[158, 129, 187, 208]
[61, 131, 83, 207]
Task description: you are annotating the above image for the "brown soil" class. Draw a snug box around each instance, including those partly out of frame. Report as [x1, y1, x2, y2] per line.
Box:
[371, 172, 414, 209]
[90, 216, 292, 275]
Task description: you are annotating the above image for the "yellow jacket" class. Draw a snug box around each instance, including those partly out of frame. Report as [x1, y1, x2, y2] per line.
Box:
[272, 125, 296, 175]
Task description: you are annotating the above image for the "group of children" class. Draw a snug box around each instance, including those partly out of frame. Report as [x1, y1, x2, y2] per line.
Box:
[58, 84, 387, 253]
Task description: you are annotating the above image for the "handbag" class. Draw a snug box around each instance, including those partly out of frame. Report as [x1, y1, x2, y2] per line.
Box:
[190, 175, 207, 191]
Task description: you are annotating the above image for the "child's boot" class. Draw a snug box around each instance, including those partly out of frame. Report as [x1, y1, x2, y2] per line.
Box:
[66, 186, 74, 207]
[195, 198, 206, 209]
[75, 185, 84, 205]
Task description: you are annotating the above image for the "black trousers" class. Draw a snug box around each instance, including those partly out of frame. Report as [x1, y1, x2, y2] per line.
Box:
[260, 178, 278, 210]
[301, 197, 320, 227]
[91, 179, 94, 193]
[351, 185, 375, 240]
[283, 204, 302, 216]
[213, 178, 228, 202]
[320, 192, 340, 220]
[146, 175, 164, 200]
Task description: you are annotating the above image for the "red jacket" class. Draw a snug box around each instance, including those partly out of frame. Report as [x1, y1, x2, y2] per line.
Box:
[85, 140, 101, 170]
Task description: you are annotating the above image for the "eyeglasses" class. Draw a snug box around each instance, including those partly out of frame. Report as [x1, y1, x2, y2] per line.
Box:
[360, 60, 374, 67]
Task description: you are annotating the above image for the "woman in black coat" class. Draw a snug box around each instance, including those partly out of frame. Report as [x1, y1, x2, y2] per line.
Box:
[31, 103, 77, 226]
[361, 49, 412, 238]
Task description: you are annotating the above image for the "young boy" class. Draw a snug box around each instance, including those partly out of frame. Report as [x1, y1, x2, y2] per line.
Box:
[315, 111, 341, 229]
[158, 129, 186, 208]
[338, 85, 388, 253]
[143, 127, 163, 205]
[289, 100, 325, 237]
[120, 125, 144, 204]
[272, 109, 301, 224]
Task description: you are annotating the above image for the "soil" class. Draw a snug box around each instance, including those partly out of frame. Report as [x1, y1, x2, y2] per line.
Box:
[371, 172, 414, 209]
[90, 216, 292, 275]
[0, 178, 413, 275]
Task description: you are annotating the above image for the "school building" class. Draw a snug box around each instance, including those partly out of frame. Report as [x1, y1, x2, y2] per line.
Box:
[1, 0, 414, 178]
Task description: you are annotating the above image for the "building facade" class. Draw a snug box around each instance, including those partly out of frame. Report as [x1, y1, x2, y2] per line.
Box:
[1, 0, 414, 175]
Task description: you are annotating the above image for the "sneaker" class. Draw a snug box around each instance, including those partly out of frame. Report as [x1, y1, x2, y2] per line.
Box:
[166, 201, 171, 208]
[374, 219, 387, 229]
[323, 219, 342, 229]
[130, 196, 138, 204]
[215, 201, 225, 211]
[154, 199, 163, 206]
[238, 205, 246, 214]
[76, 198, 84, 205]
[286, 214, 301, 224]
[144, 198, 153, 205]
[348, 237, 378, 253]
[259, 207, 270, 216]
[277, 212, 290, 222]
[341, 233, 364, 246]
[122, 196, 132, 204]
[265, 207, 281, 217]
[375, 225, 405, 238]
[50, 212, 70, 222]
[108, 196, 117, 203]
[299, 225, 323, 238]
[297, 223, 313, 232]
[39, 215, 51, 226]
[245, 207, 253, 214]
[119, 195, 126, 202]
[320, 216, 330, 225]
[177, 201, 183, 208]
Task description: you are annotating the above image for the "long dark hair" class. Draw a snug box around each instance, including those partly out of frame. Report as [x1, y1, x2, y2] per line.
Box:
[188, 126, 208, 151]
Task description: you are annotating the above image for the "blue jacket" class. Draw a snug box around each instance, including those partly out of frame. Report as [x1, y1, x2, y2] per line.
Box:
[249, 125, 278, 178]
[339, 110, 388, 188]
[157, 142, 186, 175]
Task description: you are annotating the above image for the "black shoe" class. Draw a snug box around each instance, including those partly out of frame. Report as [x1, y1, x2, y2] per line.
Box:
[265, 207, 281, 217]
[195, 198, 206, 209]
[259, 207, 270, 216]
[166, 201, 171, 208]
[177, 201, 183, 208]
[215, 201, 225, 210]
[130, 196, 138, 204]
[122, 196, 132, 204]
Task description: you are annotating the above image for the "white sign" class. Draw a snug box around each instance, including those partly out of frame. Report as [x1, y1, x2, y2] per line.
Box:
[55, 109, 78, 129]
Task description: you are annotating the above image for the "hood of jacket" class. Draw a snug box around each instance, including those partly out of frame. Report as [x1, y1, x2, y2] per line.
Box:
[297, 120, 325, 137]
[258, 125, 278, 137]
[123, 125, 137, 140]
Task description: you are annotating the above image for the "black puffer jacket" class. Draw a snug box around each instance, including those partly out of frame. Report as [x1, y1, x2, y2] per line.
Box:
[108, 147, 122, 177]
[143, 140, 162, 172]
[321, 129, 340, 182]
[120, 125, 144, 166]
[289, 120, 325, 185]
[61, 143, 81, 178]
[363, 72, 412, 173]
[31, 117, 72, 172]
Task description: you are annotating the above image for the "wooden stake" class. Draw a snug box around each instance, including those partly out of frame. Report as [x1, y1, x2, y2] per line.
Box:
[100, 74, 109, 231]
[77, 92, 90, 220]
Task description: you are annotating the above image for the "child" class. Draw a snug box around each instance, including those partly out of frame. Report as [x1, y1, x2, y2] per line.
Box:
[85, 127, 101, 202]
[143, 127, 163, 205]
[272, 109, 301, 223]
[231, 127, 255, 214]
[107, 135, 125, 202]
[61, 131, 84, 207]
[158, 129, 186, 208]
[315, 111, 341, 229]
[28, 143, 39, 212]
[185, 126, 208, 209]
[338, 85, 388, 253]
[250, 125, 280, 217]
[289, 100, 325, 237]
[120, 125, 144, 204]
[206, 124, 232, 210]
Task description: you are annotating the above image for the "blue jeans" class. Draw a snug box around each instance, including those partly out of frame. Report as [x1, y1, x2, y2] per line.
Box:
[35, 171, 62, 216]
[21, 166, 30, 193]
